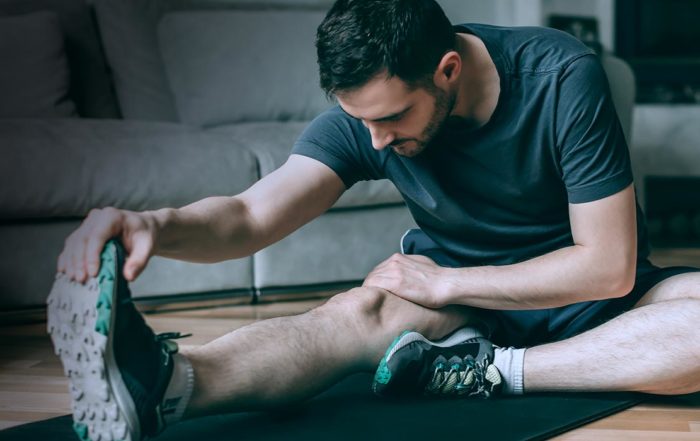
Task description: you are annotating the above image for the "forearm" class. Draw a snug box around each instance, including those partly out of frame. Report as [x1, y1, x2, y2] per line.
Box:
[442, 244, 636, 310]
[140, 157, 346, 264]
[147, 196, 262, 263]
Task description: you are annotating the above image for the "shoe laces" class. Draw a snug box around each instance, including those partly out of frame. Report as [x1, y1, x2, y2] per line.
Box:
[426, 353, 498, 398]
[155, 332, 192, 359]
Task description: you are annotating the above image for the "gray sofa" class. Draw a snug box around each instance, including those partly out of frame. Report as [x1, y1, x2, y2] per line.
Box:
[0, 0, 415, 310]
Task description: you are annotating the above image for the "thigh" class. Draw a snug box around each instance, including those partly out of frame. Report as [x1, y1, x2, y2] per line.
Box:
[633, 270, 700, 308]
[523, 261, 698, 345]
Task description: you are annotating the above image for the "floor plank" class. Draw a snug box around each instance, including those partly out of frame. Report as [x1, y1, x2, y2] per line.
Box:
[555, 429, 700, 440]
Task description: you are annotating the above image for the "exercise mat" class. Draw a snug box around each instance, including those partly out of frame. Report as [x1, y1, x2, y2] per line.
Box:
[0, 373, 642, 441]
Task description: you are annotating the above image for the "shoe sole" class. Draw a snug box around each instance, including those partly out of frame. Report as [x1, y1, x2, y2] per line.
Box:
[47, 241, 140, 441]
[372, 327, 484, 393]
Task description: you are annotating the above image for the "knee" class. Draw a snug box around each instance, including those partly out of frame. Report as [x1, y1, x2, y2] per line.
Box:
[635, 273, 700, 306]
[320, 286, 426, 337]
[319, 287, 475, 340]
[321, 287, 390, 326]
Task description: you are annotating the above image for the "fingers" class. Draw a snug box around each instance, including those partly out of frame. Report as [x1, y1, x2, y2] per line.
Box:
[57, 230, 88, 282]
[74, 236, 88, 282]
[83, 211, 122, 278]
[56, 234, 73, 274]
[84, 235, 103, 278]
[57, 207, 124, 282]
[57, 207, 158, 286]
[123, 231, 153, 281]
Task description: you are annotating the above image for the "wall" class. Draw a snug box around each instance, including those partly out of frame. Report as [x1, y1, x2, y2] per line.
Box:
[541, 0, 614, 51]
[438, 0, 541, 26]
[439, 0, 614, 51]
[631, 105, 700, 207]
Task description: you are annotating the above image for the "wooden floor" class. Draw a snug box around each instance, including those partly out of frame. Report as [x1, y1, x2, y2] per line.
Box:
[1, 248, 699, 439]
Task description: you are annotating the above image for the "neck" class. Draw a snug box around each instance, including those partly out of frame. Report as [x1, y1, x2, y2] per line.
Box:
[451, 33, 500, 127]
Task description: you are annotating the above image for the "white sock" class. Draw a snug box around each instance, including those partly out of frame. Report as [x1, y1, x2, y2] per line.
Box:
[161, 353, 195, 426]
[492, 347, 526, 395]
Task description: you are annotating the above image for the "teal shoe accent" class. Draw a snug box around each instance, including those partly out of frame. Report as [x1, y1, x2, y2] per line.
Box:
[72, 422, 90, 440]
[95, 240, 117, 337]
[374, 357, 391, 386]
[372, 330, 411, 389]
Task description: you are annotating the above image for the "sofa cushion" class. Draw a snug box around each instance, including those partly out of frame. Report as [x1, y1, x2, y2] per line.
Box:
[0, 0, 119, 118]
[211, 122, 404, 209]
[93, 0, 332, 122]
[0, 220, 253, 309]
[158, 9, 331, 127]
[0, 119, 259, 219]
[0, 11, 76, 118]
[93, 0, 178, 121]
[254, 205, 416, 289]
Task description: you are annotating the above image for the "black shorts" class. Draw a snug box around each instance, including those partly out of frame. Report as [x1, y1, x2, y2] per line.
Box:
[400, 229, 700, 348]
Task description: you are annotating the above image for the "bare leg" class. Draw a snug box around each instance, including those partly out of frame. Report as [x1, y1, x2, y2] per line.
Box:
[525, 274, 700, 395]
[180, 287, 486, 418]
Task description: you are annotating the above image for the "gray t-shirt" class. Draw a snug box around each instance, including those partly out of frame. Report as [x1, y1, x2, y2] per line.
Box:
[292, 24, 649, 267]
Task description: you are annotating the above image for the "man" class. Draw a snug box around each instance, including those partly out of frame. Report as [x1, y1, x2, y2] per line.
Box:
[49, 0, 700, 440]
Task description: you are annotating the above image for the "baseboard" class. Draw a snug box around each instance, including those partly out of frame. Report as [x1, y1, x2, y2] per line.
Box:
[134, 288, 254, 314]
[0, 283, 362, 325]
[0, 288, 254, 325]
[254, 280, 361, 303]
[0, 306, 48, 326]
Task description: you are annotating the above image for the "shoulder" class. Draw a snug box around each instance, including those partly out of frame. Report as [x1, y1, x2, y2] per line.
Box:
[293, 105, 387, 185]
[457, 23, 594, 75]
[299, 105, 368, 144]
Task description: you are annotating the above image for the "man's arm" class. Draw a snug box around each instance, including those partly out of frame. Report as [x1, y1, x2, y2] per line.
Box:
[364, 184, 637, 310]
[151, 154, 346, 262]
[61, 154, 345, 282]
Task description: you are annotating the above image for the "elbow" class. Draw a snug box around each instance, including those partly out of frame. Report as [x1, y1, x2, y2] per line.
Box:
[600, 256, 636, 299]
[605, 270, 635, 299]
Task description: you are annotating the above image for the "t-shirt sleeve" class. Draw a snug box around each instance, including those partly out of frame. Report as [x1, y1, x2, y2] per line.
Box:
[556, 54, 633, 204]
[291, 106, 385, 189]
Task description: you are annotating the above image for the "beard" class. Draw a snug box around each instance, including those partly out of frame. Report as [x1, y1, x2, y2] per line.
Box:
[390, 87, 455, 158]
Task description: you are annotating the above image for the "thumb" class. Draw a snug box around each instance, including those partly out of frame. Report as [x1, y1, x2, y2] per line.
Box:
[123, 234, 153, 281]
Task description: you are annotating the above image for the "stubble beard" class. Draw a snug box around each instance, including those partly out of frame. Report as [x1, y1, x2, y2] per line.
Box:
[392, 88, 455, 158]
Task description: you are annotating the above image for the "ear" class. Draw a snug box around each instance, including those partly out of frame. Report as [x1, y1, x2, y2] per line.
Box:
[433, 50, 461, 88]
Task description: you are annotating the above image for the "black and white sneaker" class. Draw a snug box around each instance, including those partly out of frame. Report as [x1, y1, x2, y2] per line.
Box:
[372, 327, 502, 398]
[47, 239, 192, 441]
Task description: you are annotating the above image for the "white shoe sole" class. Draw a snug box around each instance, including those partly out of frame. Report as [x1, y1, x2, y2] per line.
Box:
[385, 327, 485, 364]
[47, 268, 139, 441]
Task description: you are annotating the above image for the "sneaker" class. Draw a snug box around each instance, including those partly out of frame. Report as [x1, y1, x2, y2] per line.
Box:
[47, 239, 191, 441]
[372, 327, 502, 398]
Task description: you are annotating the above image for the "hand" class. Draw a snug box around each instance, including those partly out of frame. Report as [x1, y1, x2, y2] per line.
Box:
[362, 253, 453, 308]
[57, 207, 157, 283]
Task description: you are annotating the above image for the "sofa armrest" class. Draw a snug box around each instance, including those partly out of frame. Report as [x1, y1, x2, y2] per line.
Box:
[0, 118, 259, 219]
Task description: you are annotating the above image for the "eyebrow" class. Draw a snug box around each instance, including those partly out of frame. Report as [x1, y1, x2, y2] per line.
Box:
[340, 105, 412, 123]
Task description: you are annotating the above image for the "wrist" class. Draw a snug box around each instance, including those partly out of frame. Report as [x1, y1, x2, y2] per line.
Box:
[143, 208, 174, 254]
[438, 266, 461, 305]
[438, 265, 496, 306]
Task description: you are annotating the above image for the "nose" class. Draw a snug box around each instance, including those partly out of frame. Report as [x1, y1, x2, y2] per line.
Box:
[367, 123, 394, 150]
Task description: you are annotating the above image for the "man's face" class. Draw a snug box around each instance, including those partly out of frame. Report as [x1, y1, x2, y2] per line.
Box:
[336, 74, 454, 157]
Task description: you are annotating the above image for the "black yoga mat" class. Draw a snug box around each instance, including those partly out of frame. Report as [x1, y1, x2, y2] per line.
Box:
[1, 373, 642, 441]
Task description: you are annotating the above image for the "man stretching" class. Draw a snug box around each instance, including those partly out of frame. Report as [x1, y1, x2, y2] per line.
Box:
[49, 1, 700, 440]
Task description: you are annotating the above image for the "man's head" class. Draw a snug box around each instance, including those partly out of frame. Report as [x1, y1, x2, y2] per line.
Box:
[316, 0, 460, 156]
